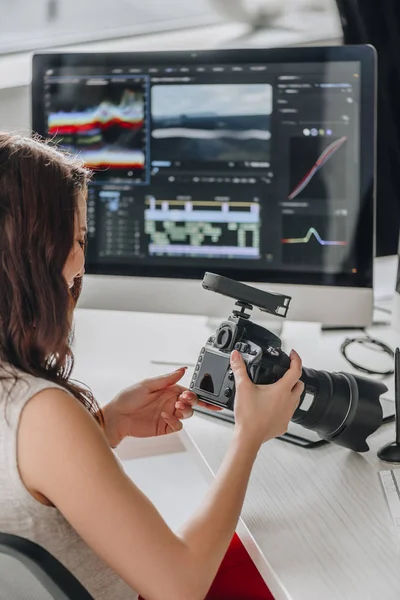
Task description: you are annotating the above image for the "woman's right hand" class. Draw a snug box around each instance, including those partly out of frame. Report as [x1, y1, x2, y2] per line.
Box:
[231, 348, 304, 449]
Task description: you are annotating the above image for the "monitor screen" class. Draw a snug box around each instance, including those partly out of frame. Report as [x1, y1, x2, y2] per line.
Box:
[32, 47, 375, 289]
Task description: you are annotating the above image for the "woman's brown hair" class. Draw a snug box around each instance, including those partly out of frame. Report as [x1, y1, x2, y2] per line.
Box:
[0, 132, 102, 422]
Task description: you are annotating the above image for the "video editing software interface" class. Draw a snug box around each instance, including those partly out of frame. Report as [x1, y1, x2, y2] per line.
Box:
[42, 57, 362, 281]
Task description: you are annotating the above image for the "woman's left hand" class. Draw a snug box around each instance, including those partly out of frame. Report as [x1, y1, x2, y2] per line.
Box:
[101, 367, 221, 447]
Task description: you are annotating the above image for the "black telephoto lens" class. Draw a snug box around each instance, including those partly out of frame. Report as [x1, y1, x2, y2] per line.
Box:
[291, 367, 387, 452]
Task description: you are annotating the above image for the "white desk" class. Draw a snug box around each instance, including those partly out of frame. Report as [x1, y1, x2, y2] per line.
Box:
[71, 307, 400, 600]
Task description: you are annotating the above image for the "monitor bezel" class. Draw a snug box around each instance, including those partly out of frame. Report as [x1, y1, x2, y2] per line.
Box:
[31, 45, 376, 289]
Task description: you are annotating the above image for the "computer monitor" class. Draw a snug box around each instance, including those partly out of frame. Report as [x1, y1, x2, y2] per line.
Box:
[31, 46, 376, 326]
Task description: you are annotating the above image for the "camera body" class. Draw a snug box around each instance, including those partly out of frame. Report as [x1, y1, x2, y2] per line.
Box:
[191, 310, 289, 409]
[190, 272, 388, 452]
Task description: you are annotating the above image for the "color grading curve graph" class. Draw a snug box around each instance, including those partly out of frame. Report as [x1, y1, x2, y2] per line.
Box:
[46, 77, 149, 181]
[289, 136, 347, 201]
[282, 215, 348, 268]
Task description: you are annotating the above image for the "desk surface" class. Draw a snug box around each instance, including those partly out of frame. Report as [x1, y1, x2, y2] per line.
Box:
[72, 307, 400, 600]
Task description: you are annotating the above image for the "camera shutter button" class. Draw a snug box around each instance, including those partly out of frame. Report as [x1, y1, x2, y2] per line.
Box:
[235, 342, 249, 353]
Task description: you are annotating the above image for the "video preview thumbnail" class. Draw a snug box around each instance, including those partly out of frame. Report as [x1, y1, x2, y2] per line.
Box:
[47, 80, 147, 180]
[151, 83, 272, 164]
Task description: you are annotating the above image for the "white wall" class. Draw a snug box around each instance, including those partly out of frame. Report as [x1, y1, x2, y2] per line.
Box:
[0, 86, 30, 133]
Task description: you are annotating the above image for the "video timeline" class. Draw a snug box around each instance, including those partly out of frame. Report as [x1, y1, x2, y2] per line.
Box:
[151, 83, 272, 169]
[46, 79, 148, 182]
[144, 196, 260, 259]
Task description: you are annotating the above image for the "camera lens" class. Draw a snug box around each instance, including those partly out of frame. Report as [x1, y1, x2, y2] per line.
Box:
[291, 367, 386, 452]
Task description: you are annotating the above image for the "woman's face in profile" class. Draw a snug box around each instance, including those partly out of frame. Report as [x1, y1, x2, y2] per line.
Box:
[62, 192, 87, 291]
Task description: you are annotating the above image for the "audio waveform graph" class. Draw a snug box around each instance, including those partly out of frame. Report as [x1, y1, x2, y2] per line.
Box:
[282, 226, 347, 246]
[289, 136, 347, 201]
[282, 215, 348, 268]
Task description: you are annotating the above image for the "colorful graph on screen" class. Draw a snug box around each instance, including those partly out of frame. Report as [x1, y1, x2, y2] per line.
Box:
[48, 88, 146, 173]
[282, 226, 347, 246]
[289, 136, 347, 201]
[282, 215, 348, 268]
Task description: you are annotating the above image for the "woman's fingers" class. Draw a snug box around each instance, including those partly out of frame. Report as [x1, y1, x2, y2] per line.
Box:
[174, 400, 194, 420]
[144, 367, 187, 392]
[177, 390, 198, 406]
[278, 349, 303, 390]
[176, 393, 222, 414]
[230, 350, 251, 389]
[291, 380, 305, 410]
[292, 380, 305, 395]
[161, 412, 183, 433]
[196, 400, 223, 412]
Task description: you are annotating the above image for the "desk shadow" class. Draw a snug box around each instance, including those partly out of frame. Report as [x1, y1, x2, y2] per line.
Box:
[116, 434, 187, 461]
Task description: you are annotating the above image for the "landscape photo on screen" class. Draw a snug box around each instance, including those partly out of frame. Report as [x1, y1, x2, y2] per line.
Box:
[151, 83, 272, 164]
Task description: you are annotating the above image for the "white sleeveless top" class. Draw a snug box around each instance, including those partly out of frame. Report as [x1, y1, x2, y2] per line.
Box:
[0, 366, 138, 600]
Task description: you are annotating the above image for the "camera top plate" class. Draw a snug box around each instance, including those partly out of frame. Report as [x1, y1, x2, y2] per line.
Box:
[202, 272, 291, 318]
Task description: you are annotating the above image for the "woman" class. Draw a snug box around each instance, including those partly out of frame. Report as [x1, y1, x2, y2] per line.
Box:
[0, 133, 304, 600]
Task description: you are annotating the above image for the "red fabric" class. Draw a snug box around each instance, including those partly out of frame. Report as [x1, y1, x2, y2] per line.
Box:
[139, 533, 273, 600]
[204, 533, 274, 600]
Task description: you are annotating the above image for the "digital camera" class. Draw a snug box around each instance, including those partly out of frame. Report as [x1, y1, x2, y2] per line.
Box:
[190, 273, 388, 452]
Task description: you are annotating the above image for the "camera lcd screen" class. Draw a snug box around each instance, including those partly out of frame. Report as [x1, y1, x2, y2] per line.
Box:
[197, 352, 230, 397]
